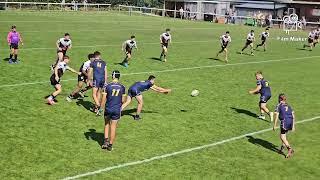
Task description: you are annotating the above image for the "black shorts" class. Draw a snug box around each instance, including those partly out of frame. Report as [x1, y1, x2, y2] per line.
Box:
[10, 43, 19, 49]
[50, 75, 60, 86]
[221, 43, 228, 50]
[315, 36, 319, 40]
[260, 38, 266, 44]
[104, 108, 121, 121]
[78, 74, 87, 82]
[280, 128, 289, 134]
[246, 40, 253, 46]
[308, 38, 313, 43]
[57, 49, 67, 56]
[162, 43, 168, 48]
[126, 49, 132, 55]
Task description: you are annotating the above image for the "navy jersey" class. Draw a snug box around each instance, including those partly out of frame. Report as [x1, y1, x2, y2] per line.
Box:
[130, 80, 154, 92]
[90, 59, 106, 80]
[275, 103, 294, 130]
[257, 79, 271, 96]
[103, 81, 125, 110]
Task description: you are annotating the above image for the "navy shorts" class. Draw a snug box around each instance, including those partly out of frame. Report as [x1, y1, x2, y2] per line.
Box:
[280, 121, 292, 134]
[260, 95, 271, 103]
[128, 88, 141, 98]
[104, 108, 121, 121]
[10, 43, 19, 49]
[93, 78, 104, 88]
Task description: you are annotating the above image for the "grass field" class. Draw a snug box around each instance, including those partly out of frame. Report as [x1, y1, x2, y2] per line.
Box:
[0, 11, 320, 179]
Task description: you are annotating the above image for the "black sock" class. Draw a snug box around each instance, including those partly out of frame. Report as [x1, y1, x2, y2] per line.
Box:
[14, 54, 18, 60]
[10, 54, 13, 59]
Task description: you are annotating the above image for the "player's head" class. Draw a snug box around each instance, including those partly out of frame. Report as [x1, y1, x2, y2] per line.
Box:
[255, 71, 263, 80]
[88, 53, 95, 61]
[278, 93, 287, 103]
[250, 30, 254, 34]
[131, 35, 135, 40]
[94, 51, 101, 59]
[265, 28, 269, 32]
[63, 55, 70, 63]
[226, 31, 230, 35]
[11, 25, 16, 32]
[112, 70, 121, 80]
[64, 33, 70, 40]
[165, 28, 170, 35]
[148, 75, 156, 84]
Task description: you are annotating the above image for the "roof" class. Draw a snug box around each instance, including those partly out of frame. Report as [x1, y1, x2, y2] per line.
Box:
[235, 3, 287, 9]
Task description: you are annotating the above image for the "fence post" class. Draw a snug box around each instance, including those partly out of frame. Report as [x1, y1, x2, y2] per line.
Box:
[98, 5, 99, 11]
[47, 3, 49, 10]
[19, 3, 21, 10]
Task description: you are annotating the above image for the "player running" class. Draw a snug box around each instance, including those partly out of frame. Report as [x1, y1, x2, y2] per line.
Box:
[100, 70, 126, 151]
[7, 25, 23, 64]
[255, 28, 270, 51]
[249, 71, 273, 121]
[121, 75, 171, 120]
[88, 51, 107, 113]
[121, 35, 138, 68]
[273, 93, 295, 158]
[66, 53, 95, 102]
[51, 33, 72, 69]
[313, 28, 320, 47]
[47, 56, 80, 105]
[215, 31, 231, 63]
[303, 30, 315, 51]
[159, 28, 172, 62]
[241, 30, 255, 56]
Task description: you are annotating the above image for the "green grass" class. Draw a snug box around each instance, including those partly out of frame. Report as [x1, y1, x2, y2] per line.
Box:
[0, 11, 319, 179]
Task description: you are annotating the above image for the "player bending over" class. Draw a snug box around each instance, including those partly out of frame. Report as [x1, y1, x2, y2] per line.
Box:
[241, 30, 255, 56]
[121, 35, 138, 68]
[273, 93, 295, 158]
[303, 30, 315, 51]
[121, 75, 171, 120]
[47, 56, 80, 105]
[160, 28, 172, 62]
[249, 71, 273, 121]
[7, 25, 23, 64]
[66, 53, 95, 102]
[88, 51, 107, 113]
[100, 71, 126, 151]
[256, 28, 269, 51]
[216, 31, 231, 63]
[51, 33, 72, 69]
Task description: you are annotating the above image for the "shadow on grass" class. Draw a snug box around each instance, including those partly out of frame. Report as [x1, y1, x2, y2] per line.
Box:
[3, 58, 10, 62]
[246, 136, 283, 156]
[296, 47, 311, 51]
[76, 99, 95, 112]
[230, 107, 257, 118]
[149, 57, 162, 61]
[122, 108, 158, 118]
[208, 57, 225, 63]
[84, 129, 104, 146]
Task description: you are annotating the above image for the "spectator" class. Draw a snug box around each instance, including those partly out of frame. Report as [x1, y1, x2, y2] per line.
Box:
[186, 8, 190, 20]
[268, 14, 273, 27]
[301, 16, 307, 29]
[225, 11, 230, 24]
[179, 7, 184, 19]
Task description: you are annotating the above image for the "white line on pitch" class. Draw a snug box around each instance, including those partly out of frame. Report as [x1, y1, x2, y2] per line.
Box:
[0, 55, 319, 88]
[63, 116, 320, 180]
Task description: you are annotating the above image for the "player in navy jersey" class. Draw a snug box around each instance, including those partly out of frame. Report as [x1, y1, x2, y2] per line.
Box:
[160, 28, 172, 62]
[88, 51, 107, 113]
[121, 35, 138, 68]
[273, 93, 295, 158]
[241, 30, 255, 56]
[121, 75, 171, 120]
[215, 31, 231, 63]
[249, 71, 273, 121]
[47, 56, 80, 105]
[100, 71, 126, 151]
[255, 28, 269, 51]
[66, 53, 95, 102]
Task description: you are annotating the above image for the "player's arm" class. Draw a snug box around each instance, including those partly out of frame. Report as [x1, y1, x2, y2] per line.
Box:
[67, 66, 81, 75]
[68, 42, 72, 50]
[151, 85, 171, 94]
[292, 111, 295, 131]
[273, 112, 279, 131]
[54, 65, 60, 82]
[249, 84, 261, 94]
[18, 33, 24, 46]
[56, 39, 61, 50]
[104, 66, 108, 84]
[135, 42, 138, 50]
[100, 91, 107, 110]
[88, 67, 93, 86]
[7, 32, 11, 45]
[121, 41, 126, 51]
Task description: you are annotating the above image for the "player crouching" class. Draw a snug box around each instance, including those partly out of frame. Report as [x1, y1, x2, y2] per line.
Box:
[273, 93, 295, 158]
[47, 56, 80, 105]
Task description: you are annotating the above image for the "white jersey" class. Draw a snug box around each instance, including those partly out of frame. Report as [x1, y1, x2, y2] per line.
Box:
[57, 38, 72, 48]
[247, 33, 255, 41]
[124, 39, 137, 50]
[80, 60, 91, 73]
[160, 32, 171, 44]
[261, 32, 269, 39]
[57, 61, 68, 73]
[308, 31, 315, 39]
[221, 34, 231, 45]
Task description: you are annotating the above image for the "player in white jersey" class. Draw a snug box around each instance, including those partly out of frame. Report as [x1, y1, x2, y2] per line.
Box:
[121, 35, 138, 68]
[241, 30, 255, 56]
[215, 31, 231, 63]
[66, 54, 95, 102]
[160, 28, 172, 62]
[51, 33, 72, 70]
[303, 30, 316, 51]
[256, 28, 270, 51]
[47, 56, 80, 105]
[313, 28, 320, 47]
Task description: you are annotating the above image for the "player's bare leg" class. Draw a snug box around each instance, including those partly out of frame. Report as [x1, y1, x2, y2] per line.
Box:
[135, 95, 143, 120]
[160, 47, 168, 62]
[280, 134, 293, 158]
[13, 49, 19, 63]
[67, 82, 84, 102]
[241, 44, 248, 54]
[107, 120, 118, 151]
[47, 84, 62, 105]
[224, 49, 228, 63]
[259, 103, 273, 121]
[250, 44, 254, 55]
[92, 88, 101, 112]
[102, 118, 110, 149]
[121, 96, 132, 111]
[9, 48, 15, 63]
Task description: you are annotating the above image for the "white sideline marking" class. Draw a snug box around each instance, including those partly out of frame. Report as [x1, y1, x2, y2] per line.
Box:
[0, 55, 319, 88]
[63, 116, 320, 180]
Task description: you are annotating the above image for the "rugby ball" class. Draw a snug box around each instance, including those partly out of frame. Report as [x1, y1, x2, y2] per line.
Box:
[191, 89, 199, 97]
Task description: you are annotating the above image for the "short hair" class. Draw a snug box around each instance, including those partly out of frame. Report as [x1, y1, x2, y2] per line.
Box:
[94, 51, 101, 57]
[63, 55, 70, 59]
[148, 75, 156, 80]
[64, 33, 70, 36]
[266, 28, 270, 31]
[88, 53, 94, 60]
[255, 71, 262, 75]
[11, 25, 16, 29]
[226, 31, 230, 34]
[278, 93, 287, 101]
[166, 28, 170, 32]
[131, 35, 135, 39]
[251, 30, 254, 33]
[112, 70, 121, 79]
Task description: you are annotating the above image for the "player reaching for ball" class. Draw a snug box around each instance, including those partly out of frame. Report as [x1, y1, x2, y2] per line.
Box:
[121, 75, 171, 120]
[273, 93, 295, 158]
[249, 71, 273, 121]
